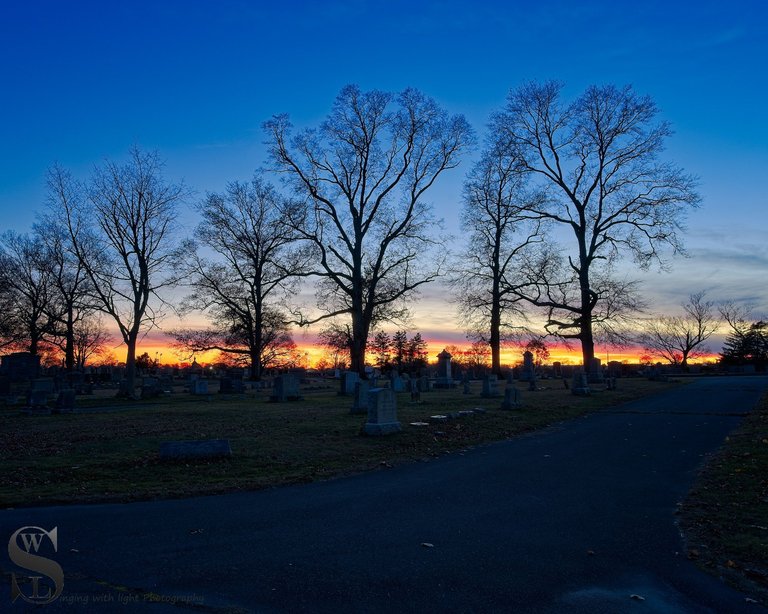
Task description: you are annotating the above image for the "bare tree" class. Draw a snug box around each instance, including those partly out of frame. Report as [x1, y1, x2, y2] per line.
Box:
[72, 315, 112, 369]
[266, 85, 473, 377]
[170, 177, 311, 379]
[0, 231, 59, 354]
[170, 308, 297, 376]
[637, 292, 719, 367]
[453, 139, 544, 376]
[52, 149, 186, 397]
[494, 82, 700, 366]
[33, 216, 95, 371]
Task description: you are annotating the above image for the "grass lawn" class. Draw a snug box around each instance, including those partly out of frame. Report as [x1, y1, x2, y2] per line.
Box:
[679, 390, 768, 606]
[1, 377, 682, 508]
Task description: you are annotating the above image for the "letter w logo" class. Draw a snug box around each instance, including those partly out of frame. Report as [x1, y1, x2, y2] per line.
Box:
[19, 532, 47, 553]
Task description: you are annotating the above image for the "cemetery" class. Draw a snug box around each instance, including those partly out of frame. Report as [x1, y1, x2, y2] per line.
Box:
[0, 366, 681, 508]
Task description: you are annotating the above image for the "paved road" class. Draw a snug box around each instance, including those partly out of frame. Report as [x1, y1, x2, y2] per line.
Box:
[2, 376, 767, 613]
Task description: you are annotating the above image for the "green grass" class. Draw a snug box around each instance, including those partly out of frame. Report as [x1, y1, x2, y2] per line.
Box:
[679, 391, 768, 605]
[1, 378, 682, 508]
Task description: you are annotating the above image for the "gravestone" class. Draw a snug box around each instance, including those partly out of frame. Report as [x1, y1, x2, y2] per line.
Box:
[527, 368, 537, 392]
[350, 381, 370, 415]
[219, 377, 245, 394]
[520, 351, 535, 382]
[434, 349, 454, 388]
[588, 357, 604, 384]
[0, 352, 41, 382]
[409, 379, 421, 402]
[363, 388, 401, 436]
[463, 380, 471, 395]
[270, 374, 302, 402]
[27, 388, 49, 408]
[553, 361, 562, 378]
[141, 377, 161, 399]
[571, 369, 590, 396]
[339, 371, 359, 396]
[481, 374, 499, 398]
[159, 439, 232, 460]
[54, 389, 76, 413]
[607, 361, 622, 379]
[158, 376, 174, 393]
[31, 378, 56, 394]
[390, 373, 405, 392]
[417, 375, 430, 393]
[500, 386, 520, 410]
[191, 379, 209, 395]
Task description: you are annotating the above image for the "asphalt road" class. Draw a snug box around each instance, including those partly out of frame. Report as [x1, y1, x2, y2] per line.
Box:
[2, 375, 767, 613]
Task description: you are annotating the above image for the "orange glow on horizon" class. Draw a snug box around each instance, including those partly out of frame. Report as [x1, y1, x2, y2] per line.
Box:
[126, 340, 719, 368]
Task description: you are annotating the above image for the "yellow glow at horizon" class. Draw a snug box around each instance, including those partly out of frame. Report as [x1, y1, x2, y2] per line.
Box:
[128, 339, 718, 368]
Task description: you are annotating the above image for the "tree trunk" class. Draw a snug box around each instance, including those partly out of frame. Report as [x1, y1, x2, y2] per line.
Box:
[580, 285, 595, 369]
[350, 310, 369, 378]
[64, 310, 75, 371]
[490, 292, 502, 377]
[29, 334, 39, 356]
[250, 348, 261, 381]
[124, 338, 137, 399]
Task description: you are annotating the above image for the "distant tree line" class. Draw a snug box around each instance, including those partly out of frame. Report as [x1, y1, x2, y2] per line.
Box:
[2, 81, 764, 396]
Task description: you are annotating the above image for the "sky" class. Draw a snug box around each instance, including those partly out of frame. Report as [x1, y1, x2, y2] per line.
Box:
[1, 0, 766, 364]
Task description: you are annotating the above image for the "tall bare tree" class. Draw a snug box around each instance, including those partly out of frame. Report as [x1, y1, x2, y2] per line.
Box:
[494, 82, 700, 366]
[0, 231, 59, 354]
[637, 292, 718, 367]
[170, 177, 310, 379]
[33, 216, 95, 371]
[453, 139, 543, 376]
[52, 149, 186, 396]
[266, 85, 473, 377]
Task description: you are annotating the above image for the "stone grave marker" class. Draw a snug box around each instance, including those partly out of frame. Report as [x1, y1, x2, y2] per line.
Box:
[54, 389, 76, 413]
[390, 373, 405, 393]
[191, 379, 209, 395]
[219, 377, 245, 394]
[571, 370, 590, 396]
[339, 371, 359, 396]
[31, 378, 56, 394]
[520, 351, 535, 382]
[141, 377, 161, 399]
[363, 388, 401, 435]
[500, 386, 521, 410]
[159, 376, 174, 393]
[434, 350, 454, 388]
[588, 357, 604, 384]
[270, 374, 302, 402]
[481, 374, 499, 398]
[527, 368, 537, 392]
[27, 388, 49, 409]
[160, 439, 232, 460]
[0, 352, 41, 382]
[350, 380, 370, 415]
[409, 379, 421, 402]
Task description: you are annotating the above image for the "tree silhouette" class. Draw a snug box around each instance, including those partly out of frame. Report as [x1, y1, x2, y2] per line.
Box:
[171, 177, 311, 380]
[52, 149, 187, 397]
[493, 82, 700, 366]
[638, 292, 718, 367]
[266, 85, 473, 377]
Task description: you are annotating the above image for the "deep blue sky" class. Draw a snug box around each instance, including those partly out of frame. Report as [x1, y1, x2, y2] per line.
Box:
[1, 0, 766, 349]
